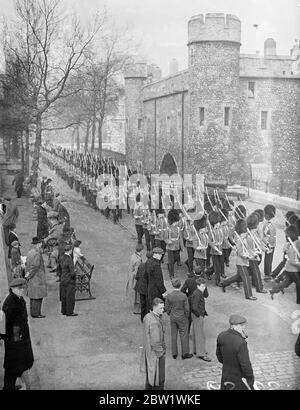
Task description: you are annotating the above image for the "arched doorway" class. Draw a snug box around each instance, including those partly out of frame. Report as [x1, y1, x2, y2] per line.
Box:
[159, 153, 178, 176]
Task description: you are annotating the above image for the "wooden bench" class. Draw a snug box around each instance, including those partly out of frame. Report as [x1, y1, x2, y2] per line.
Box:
[74, 258, 96, 301]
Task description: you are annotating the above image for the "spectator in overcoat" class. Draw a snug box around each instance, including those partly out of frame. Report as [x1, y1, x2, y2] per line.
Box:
[2, 198, 19, 245]
[36, 199, 49, 240]
[1, 278, 34, 390]
[25, 237, 47, 318]
[134, 251, 152, 321]
[146, 248, 166, 312]
[12, 171, 25, 198]
[59, 244, 78, 316]
[216, 315, 254, 390]
[143, 298, 166, 390]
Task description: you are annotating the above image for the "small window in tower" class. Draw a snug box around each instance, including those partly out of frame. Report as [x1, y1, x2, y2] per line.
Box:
[248, 81, 255, 98]
[138, 118, 142, 130]
[190, 47, 195, 65]
[199, 107, 205, 126]
[283, 70, 286, 75]
[224, 107, 230, 126]
[261, 111, 268, 130]
[125, 118, 129, 131]
[166, 115, 171, 133]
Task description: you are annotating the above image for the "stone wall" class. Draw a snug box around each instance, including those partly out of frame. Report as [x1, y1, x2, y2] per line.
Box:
[238, 77, 300, 196]
[142, 91, 189, 173]
[240, 54, 298, 77]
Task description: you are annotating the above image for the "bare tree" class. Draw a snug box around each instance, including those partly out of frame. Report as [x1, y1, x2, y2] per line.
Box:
[2, 0, 104, 173]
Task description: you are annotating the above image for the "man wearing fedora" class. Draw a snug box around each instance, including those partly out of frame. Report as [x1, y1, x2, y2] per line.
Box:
[216, 315, 254, 390]
[25, 237, 47, 318]
[1, 278, 34, 390]
[59, 243, 78, 317]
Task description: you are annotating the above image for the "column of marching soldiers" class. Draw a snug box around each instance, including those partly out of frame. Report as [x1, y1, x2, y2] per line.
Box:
[40, 142, 300, 306]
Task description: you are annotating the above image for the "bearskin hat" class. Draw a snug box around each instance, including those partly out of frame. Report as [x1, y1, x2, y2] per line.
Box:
[285, 211, 295, 221]
[264, 204, 276, 218]
[193, 215, 207, 231]
[167, 208, 179, 225]
[235, 219, 247, 235]
[208, 211, 220, 226]
[254, 209, 264, 222]
[288, 214, 299, 226]
[235, 205, 246, 220]
[285, 224, 298, 242]
[247, 213, 259, 230]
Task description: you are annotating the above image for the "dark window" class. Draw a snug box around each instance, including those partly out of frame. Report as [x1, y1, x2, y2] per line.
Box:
[125, 118, 129, 131]
[166, 115, 171, 133]
[224, 107, 230, 126]
[261, 111, 268, 130]
[199, 107, 205, 126]
[138, 118, 142, 130]
[248, 81, 255, 98]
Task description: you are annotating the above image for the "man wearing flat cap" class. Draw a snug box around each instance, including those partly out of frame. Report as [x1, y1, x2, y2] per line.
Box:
[1, 278, 34, 390]
[216, 315, 254, 390]
[146, 248, 166, 312]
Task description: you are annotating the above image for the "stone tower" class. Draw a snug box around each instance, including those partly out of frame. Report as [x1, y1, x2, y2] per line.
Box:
[187, 13, 241, 174]
[124, 62, 147, 168]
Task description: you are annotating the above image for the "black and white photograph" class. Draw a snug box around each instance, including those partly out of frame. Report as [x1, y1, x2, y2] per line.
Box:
[0, 0, 300, 393]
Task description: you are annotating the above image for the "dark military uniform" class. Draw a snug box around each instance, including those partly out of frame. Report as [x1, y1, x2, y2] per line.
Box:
[216, 328, 254, 390]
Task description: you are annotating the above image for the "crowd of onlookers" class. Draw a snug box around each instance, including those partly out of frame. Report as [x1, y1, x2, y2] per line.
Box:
[0, 172, 87, 390]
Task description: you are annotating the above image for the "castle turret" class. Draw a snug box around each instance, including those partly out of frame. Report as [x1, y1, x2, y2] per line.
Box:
[264, 38, 276, 57]
[124, 62, 147, 167]
[187, 13, 241, 174]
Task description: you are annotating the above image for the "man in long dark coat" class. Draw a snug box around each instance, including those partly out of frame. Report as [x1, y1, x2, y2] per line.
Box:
[36, 200, 49, 240]
[1, 278, 34, 390]
[2, 198, 19, 245]
[59, 244, 78, 316]
[12, 171, 25, 198]
[216, 314, 254, 390]
[146, 247, 166, 312]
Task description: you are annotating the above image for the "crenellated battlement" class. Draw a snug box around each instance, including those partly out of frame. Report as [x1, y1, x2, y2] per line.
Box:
[188, 13, 241, 45]
[124, 62, 148, 79]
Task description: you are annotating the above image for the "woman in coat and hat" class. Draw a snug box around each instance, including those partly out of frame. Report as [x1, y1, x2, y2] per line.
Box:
[1, 278, 34, 390]
[25, 237, 47, 318]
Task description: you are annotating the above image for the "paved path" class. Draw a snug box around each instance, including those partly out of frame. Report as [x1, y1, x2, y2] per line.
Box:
[0, 167, 299, 390]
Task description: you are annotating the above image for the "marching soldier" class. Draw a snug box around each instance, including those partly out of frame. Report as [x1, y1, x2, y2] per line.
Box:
[166, 209, 183, 279]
